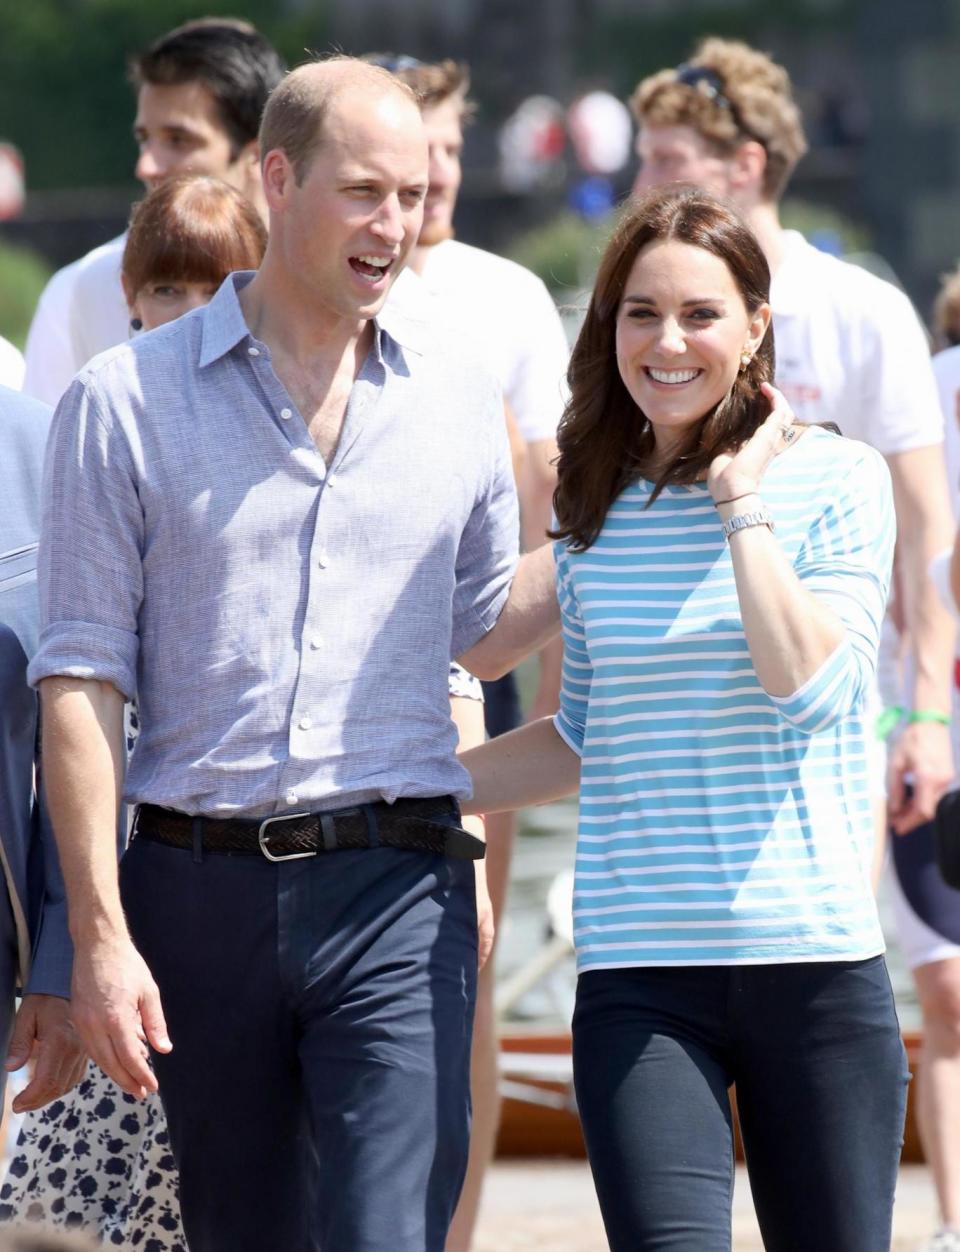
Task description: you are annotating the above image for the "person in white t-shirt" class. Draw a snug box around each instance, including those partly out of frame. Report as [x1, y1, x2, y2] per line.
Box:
[370, 54, 569, 1252]
[22, 17, 283, 406]
[0, 334, 24, 390]
[630, 39, 958, 1252]
[630, 38, 954, 833]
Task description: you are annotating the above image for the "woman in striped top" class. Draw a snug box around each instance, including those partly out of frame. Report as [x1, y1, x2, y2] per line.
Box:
[462, 186, 907, 1251]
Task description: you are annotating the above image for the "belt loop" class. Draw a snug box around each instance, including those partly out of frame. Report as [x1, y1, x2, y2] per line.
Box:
[192, 816, 204, 864]
[320, 813, 338, 852]
[364, 804, 380, 849]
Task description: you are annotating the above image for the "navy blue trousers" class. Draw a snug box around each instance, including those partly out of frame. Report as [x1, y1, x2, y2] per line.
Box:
[573, 958, 909, 1252]
[120, 835, 478, 1252]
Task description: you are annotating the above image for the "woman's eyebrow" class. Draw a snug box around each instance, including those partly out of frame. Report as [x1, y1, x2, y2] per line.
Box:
[621, 295, 727, 306]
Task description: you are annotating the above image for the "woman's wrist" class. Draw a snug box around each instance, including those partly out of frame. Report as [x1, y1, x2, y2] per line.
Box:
[714, 492, 762, 523]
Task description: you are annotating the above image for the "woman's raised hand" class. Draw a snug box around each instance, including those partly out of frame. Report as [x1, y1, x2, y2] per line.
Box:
[707, 383, 799, 504]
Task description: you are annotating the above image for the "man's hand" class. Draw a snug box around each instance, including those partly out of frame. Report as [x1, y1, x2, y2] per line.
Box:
[475, 858, 495, 972]
[5, 993, 87, 1113]
[888, 720, 955, 835]
[71, 934, 171, 1099]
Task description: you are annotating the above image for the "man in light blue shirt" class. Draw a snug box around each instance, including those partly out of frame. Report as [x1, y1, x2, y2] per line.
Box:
[32, 57, 557, 1252]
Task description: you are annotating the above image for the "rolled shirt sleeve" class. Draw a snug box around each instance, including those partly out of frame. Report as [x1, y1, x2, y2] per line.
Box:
[451, 392, 520, 658]
[770, 444, 895, 733]
[27, 374, 143, 698]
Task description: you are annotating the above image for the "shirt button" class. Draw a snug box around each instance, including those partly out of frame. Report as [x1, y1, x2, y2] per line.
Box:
[280, 407, 292, 420]
[326, 473, 337, 487]
[299, 716, 313, 730]
[286, 790, 298, 806]
[310, 636, 323, 649]
[248, 346, 260, 356]
[317, 552, 329, 569]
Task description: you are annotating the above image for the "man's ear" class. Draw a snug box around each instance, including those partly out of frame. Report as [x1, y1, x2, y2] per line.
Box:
[727, 139, 767, 198]
[261, 148, 294, 210]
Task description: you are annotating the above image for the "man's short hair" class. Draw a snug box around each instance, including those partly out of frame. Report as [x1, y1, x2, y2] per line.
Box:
[258, 56, 418, 185]
[130, 18, 286, 159]
[630, 38, 807, 200]
[364, 56, 475, 120]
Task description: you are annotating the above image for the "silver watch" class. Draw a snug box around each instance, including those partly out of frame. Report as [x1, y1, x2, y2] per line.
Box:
[721, 506, 774, 541]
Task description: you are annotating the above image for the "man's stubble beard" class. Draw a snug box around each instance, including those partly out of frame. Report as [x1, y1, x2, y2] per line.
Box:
[417, 220, 456, 249]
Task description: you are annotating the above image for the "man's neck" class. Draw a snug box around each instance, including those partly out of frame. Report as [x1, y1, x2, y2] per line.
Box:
[741, 200, 788, 275]
[238, 260, 372, 370]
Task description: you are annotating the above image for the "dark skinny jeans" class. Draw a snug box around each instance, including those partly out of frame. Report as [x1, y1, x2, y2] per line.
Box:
[573, 957, 909, 1252]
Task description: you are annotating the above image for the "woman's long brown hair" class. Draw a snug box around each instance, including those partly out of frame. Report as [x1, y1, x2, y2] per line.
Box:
[551, 185, 775, 551]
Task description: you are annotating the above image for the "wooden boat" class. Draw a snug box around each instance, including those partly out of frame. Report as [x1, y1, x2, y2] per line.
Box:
[496, 1028, 926, 1161]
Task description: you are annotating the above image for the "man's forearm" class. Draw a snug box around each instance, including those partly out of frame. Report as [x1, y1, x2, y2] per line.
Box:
[458, 544, 559, 680]
[39, 677, 127, 943]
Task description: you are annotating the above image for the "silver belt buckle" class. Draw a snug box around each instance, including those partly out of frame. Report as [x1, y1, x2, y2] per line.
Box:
[257, 812, 316, 862]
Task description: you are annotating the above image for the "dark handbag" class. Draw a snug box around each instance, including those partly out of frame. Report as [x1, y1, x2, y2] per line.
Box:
[934, 789, 960, 890]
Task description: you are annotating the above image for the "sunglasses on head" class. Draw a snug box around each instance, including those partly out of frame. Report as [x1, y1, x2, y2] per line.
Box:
[673, 63, 758, 143]
[364, 53, 424, 74]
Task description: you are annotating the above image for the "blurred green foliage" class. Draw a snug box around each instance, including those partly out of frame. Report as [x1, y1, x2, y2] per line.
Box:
[507, 211, 613, 297]
[0, 1, 329, 191]
[0, 238, 51, 347]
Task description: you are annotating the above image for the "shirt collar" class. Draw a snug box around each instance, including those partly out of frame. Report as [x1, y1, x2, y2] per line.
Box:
[198, 268, 430, 371]
[198, 271, 257, 368]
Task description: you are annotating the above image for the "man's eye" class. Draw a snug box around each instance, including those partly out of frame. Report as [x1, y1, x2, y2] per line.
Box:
[151, 286, 180, 299]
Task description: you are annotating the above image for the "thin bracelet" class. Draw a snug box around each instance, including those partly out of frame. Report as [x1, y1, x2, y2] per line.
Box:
[713, 491, 759, 508]
[908, 709, 951, 726]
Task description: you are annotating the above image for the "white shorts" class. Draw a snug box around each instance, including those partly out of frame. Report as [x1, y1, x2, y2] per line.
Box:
[886, 854, 960, 970]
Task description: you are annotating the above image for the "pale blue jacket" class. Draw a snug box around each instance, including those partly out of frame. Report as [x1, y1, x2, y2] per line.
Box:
[0, 385, 71, 998]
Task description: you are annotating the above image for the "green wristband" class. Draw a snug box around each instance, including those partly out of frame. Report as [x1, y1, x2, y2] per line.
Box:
[875, 706, 904, 741]
[908, 709, 951, 726]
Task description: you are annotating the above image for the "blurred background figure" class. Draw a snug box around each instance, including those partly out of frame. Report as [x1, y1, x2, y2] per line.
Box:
[0, 173, 266, 1252]
[375, 54, 570, 1252]
[21, 17, 282, 406]
[0, 385, 85, 1128]
[0, 336, 23, 390]
[934, 264, 960, 353]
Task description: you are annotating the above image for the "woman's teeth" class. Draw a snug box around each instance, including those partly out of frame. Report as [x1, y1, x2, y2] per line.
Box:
[647, 368, 700, 384]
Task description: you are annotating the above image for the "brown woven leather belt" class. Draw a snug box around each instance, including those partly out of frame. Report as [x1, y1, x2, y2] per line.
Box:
[133, 796, 485, 862]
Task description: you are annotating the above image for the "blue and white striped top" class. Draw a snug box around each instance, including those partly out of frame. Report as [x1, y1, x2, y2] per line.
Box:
[554, 427, 895, 970]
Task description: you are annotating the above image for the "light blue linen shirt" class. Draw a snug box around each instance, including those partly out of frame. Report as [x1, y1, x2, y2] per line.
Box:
[29, 273, 519, 818]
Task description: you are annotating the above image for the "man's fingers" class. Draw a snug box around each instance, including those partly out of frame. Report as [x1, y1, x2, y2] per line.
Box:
[13, 1047, 61, 1113]
[75, 1010, 155, 1099]
[4, 1006, 37, 1072]
[139, 986, 172, 1055]
[95, 1031, 155, 1099]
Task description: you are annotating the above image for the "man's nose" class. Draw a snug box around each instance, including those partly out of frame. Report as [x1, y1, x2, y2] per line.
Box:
[370, 196, 404, 245]
[632, 165, 653, 197]
[135, 145, 164, 188]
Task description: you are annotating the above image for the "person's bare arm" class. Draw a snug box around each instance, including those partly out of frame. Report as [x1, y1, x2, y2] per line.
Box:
[449, 694, 493, 970]
[518, 435, 564, 720]
[460, 716, 580, 815]
[886, 445, 956, 833]
[40, 676, 171, 1098]
[458, 544, 559, 681]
